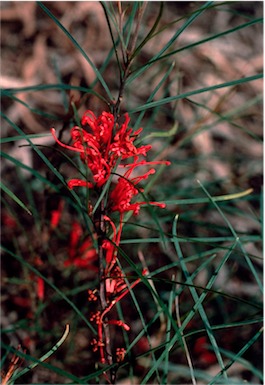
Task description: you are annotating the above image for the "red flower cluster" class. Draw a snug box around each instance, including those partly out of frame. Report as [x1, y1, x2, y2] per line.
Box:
[51, 110, 170, 216]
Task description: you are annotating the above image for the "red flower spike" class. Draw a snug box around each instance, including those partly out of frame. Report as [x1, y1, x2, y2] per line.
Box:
[102, 239, 116, 265]
[100, 271, 144, 324]
[194, 336, 217, 365]
[32, 257, 45, 301]
[51, 111, 170, 195]
[110, 113, 151, 159]
[79, 238, 96, 255]
[97, 322, 106, 364]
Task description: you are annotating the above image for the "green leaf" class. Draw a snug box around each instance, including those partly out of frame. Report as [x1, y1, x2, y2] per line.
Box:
[129, 73, 263, 113]
[37, 2, 113, 102]
[11, 325, 70, 382]
[197, 180, 263, 293]
[143, 17, 263, 66]
[172, 214, 228, 379]
[0, 133, 51, 144]
[131, 2, 164, 59]
[0, 181, 32, 216]
[128, 1, 214, 84]
[1, 83, 107, 103]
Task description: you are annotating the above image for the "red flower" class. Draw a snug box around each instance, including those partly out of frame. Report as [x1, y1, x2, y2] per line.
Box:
[51, 110, 165, 191]
[110, 161, 169, 215]
[81, 110, 114, 147]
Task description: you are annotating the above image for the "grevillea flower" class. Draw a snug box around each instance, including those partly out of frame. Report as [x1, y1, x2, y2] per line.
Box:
[51, 110, 153, 189]
[51, 110, 170, 217]
[110, 161, 169, 215]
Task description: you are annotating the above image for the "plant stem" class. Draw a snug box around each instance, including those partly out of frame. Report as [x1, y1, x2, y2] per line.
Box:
[98, 200, 113, 370]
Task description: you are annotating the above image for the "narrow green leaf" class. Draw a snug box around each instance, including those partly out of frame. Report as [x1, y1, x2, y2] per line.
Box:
[128, 1, 214, 84]
[1, 150, 59, 190]
[1, 134, 51, 144]
[0, 182, 32, 216]
[146, 17, 263, 65]
[129, 73, 263, 113]
[173, 214, 228, 379]
[161, 282, 175, 384]
[100, 1, 124, 79]
[163, 188, 254, 205]
[1, 84, 106, 103]
[131, 2, 164, 59]
[134, 61, 176, 129]
[1, 341, 84, 384]
[11, 325, 70, 382]
[184, 317, 263, 339]
[2, 93, 59, 119]
[208, 327, 263, 384]
[120, 235, 261, 245]
[123, 2, 140, 50]
[181, 242, 237, 332]
[197, 180, 263, 293]
[37, 2, 113, 101]
[184, 94, 263, 143]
